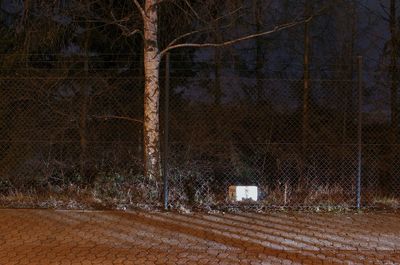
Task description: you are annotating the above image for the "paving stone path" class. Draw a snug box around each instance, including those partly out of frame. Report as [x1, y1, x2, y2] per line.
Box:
[0, 209, 399, 264]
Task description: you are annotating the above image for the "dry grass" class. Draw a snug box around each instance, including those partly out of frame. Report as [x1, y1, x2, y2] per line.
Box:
[0, 173, 162, 210]
[1, 174, 399, 211]
[303, 184, 350, 206]
[372, 196, 400, 208]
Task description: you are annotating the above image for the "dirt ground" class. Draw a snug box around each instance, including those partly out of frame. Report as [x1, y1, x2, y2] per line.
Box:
[0, 209, 399, 264]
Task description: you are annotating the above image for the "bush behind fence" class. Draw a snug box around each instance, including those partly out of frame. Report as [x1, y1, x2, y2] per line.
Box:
[0, 75, 399, 208]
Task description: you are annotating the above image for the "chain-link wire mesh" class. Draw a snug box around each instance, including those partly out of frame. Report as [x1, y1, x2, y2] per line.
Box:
[0, 68, 399, 209]
[0, 76, 162, 206]
[166, 74, 399, 209]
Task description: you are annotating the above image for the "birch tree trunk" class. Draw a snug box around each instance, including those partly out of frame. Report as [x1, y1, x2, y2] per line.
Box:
[143, 0, 161, 180]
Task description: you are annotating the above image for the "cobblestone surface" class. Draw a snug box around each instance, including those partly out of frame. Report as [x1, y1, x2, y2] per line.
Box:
[0, 209, 399, 264]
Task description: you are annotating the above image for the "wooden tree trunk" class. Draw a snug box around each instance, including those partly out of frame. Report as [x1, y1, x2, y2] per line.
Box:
[254, 0, 264, 102]
[79, 2, 91, 181]
[389, 0, 398, 194]
[79, 80, 88, 180]
[299, 0, 312, 187]
[390, 0, 398, 145]
[302, 0, 311, 148]
[213, 17, 222, 105]
[143, 0, 161, 180]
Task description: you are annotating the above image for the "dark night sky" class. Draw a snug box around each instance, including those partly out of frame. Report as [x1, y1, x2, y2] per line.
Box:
[180, 1, 391, 122]
[0, 0, 395, 122]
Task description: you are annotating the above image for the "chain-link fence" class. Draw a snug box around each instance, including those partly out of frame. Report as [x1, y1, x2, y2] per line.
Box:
[0, 76, 162, 206]
[0, 65, 399, 209]
[165, 63, 400, 209]
[166, 77, 361, 208]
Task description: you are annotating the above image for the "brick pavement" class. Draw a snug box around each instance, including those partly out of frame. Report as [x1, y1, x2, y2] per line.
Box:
[0, 209, 399, 264]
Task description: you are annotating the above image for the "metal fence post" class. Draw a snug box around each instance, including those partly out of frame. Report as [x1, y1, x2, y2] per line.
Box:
[163, 53, 170, 210]
[356, 56, 363, 209]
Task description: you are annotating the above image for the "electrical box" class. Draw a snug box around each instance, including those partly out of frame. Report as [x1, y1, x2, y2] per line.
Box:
[228, 186, 258, 202]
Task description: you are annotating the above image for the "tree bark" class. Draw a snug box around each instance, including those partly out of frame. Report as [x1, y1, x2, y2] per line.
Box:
[389, 0, 398, 194]
[302, 0, 311, 147]
[214, 46, 222, 105]
[143, 0, 161, 180]
[79, 1, 91, 181]
[254, 0, 264, 102]
[79, 79, 88, 180]
[341, 1, 356, 144]
[213, 14, 222, 105]
[390, 0, 398, 145]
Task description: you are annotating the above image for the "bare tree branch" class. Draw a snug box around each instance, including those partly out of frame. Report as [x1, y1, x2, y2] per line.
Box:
[214, 6, 244, 24]
[183, 0, 206, 24]
[378, 0, 390, 19]
[93, 115, 143, 124]
[159, 1, 338, 57]
[359, 1, 389, 22]
[160, 17, 312, 56]
[123, 29, 142, 37]
[163, 7, 246, 52]
[156, 0, 173, 4]
[166, 27, 212, 48]
[132, 0, 146, 19]
[110, 11, 143, 37]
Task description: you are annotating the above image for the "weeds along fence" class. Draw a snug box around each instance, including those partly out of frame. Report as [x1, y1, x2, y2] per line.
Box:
[166, 72, 399, 209]
[0, 67, 399, 209]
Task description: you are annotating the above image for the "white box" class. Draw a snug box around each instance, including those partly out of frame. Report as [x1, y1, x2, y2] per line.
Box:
[228, 186, 258, 202]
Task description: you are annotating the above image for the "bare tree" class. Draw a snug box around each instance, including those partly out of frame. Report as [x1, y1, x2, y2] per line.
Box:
[113, 0, 328, 180]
